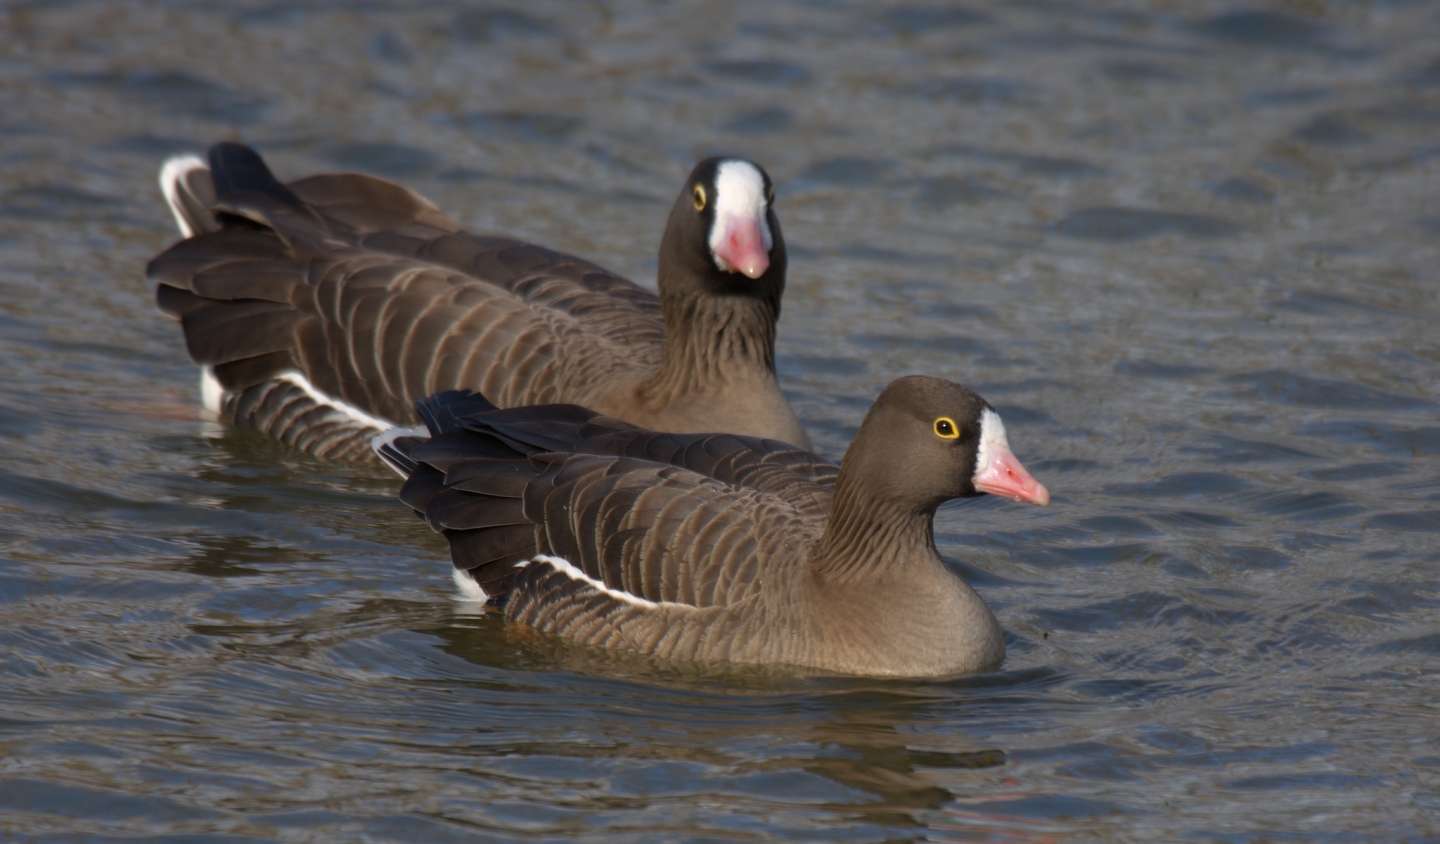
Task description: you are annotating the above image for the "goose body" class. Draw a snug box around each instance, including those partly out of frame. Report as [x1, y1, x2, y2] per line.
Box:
[377, 376, 1049, 678]
[150, 143, 808, 461]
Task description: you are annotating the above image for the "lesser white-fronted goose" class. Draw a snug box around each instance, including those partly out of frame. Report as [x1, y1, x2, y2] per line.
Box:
[375, 376, 1049, 678]
[150, 142, 808, 461]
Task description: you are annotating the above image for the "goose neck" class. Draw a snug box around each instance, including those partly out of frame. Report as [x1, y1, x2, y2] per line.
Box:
[647, 290, 778, 396]
[812, 472, 940, 582]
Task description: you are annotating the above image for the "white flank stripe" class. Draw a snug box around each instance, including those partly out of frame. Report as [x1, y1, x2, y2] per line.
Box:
[974, 408, 1010, 479]
[452, 568, 490, 603]
[520, 554, 695, 610]
[194, 369, 397, 432]
[159, 154, 207, 237]
[276, 370, 395, 432]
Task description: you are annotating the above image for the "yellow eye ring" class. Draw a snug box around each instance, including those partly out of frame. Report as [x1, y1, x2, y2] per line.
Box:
[692, 184, 707, 211]
[933, 416, 959, 440]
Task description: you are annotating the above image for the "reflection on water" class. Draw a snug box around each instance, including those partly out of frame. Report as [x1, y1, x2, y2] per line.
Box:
[2, 0, 1439, 839]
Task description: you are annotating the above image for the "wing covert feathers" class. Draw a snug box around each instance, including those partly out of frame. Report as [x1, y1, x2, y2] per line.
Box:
[383, 394, 833, 622]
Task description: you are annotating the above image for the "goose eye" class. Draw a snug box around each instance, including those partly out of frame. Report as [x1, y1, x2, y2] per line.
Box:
[692, 184, 707, 212]
[933, 416, 959, 440]
[764, 183, 775, 205]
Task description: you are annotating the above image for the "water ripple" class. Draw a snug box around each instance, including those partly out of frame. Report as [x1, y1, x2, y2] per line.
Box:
[2, 0, 1438, 840]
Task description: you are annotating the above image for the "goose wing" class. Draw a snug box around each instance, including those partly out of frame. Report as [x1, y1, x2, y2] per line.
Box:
[151, 143, 663, 428]
[408, 390, 838, 519]
[385, 394, 828, 608]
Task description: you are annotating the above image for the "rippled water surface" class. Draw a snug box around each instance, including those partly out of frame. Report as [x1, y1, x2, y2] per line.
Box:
[3, 1, 1439, 839]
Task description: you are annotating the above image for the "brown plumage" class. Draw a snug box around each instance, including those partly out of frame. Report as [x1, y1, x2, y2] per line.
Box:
[377, 376, 1050, 678]
[150, 143, 808, 462]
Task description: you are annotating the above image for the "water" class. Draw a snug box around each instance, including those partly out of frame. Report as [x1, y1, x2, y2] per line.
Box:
[2, 0, 1438, 839]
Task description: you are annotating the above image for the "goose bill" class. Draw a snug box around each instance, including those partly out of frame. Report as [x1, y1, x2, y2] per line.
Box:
[974, 447, 1049, 506]
[712, 214, 770, 279]
[972, 409, 1049, 506]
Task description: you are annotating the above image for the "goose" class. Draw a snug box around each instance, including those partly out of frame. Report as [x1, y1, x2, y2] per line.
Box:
[150, 142, 808, 461]
[374, 375, 1049, 677]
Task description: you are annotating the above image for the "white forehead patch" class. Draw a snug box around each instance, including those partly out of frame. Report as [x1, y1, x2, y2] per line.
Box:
[974, 408, 1010, 480]
[709, 159, 774, 266]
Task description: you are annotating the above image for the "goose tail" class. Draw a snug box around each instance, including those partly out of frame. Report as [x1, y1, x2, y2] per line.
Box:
[158, 154, 216, 237]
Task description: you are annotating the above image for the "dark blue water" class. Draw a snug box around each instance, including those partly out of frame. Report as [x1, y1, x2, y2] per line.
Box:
[1, 1, 1438, 839]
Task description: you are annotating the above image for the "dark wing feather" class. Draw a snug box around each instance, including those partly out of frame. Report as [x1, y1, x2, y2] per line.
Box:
[387, 411, 818, 609]
[287, 171, 459, 237]
[205, 142, 328, 250]
[411, 391, 838, 518]
[177, 300, 301, 366]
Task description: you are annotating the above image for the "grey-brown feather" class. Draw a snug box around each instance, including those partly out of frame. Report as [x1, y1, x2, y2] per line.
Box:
[222, 379, 379, 461]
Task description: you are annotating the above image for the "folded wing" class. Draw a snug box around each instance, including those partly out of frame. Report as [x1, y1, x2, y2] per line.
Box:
[151, 143, 665, 432]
